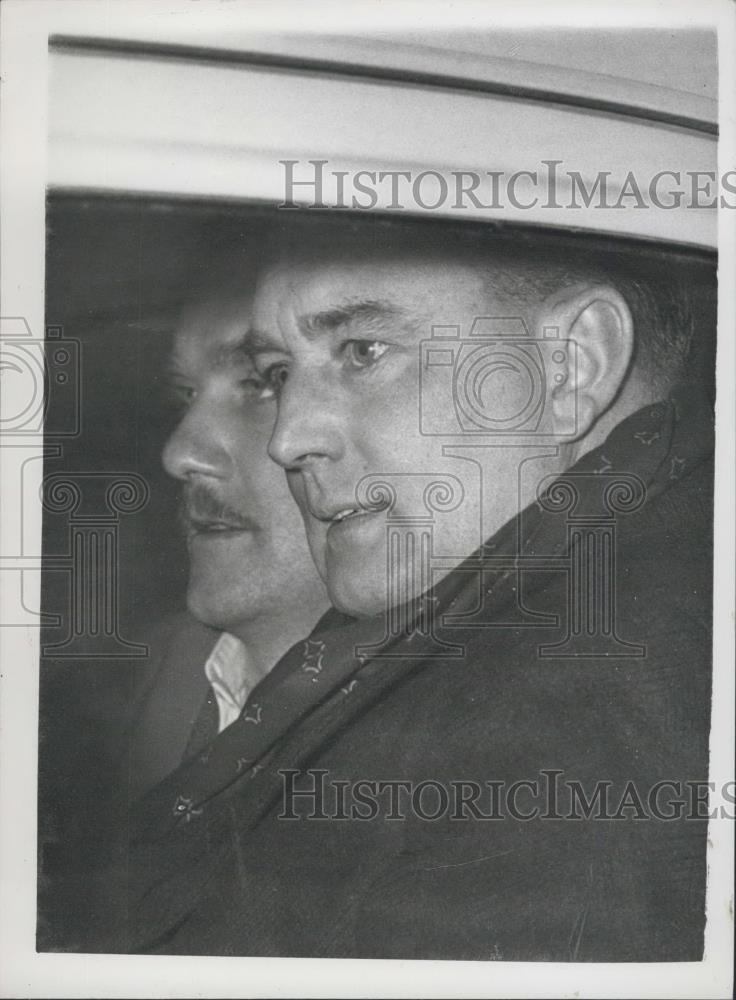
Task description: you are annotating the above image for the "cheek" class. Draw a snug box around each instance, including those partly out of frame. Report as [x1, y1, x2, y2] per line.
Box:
[245, 408, 279, 455]
[357, 383, 422, 466]
[230, 414, 274, 472]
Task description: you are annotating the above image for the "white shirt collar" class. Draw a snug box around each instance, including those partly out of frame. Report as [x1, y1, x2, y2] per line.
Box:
[204, 632, 267, 733]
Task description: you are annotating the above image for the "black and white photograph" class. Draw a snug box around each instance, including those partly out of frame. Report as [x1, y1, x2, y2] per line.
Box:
[0, 2, 734, 997]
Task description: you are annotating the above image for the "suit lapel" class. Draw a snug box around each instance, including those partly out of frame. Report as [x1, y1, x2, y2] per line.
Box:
[125, 615, 217, 800]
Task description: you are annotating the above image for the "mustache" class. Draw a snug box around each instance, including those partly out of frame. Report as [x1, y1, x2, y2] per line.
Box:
[178, 483, 255, 531]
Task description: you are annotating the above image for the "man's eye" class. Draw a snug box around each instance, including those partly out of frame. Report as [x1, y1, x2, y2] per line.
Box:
[257, 362, 290, 398]
[235, 373, 278, 402]
[236, 374, 264, 394]
[343, 340, 390, 369]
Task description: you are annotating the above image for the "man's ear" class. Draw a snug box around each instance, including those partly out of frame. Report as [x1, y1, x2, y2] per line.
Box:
[539, 283, 634, 439]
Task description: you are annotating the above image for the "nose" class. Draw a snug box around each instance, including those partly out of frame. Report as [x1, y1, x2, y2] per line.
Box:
[162, 404, 232, 482]
[268, 368, 344, 470]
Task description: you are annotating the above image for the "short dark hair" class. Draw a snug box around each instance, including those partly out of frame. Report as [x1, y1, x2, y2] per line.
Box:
[477, 240, 699, 392]
[259, 210, 715, 393]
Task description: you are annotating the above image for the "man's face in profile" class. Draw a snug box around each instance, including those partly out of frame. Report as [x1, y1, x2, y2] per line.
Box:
[251, 256, 542, 618]
[162, 291, 328, 637]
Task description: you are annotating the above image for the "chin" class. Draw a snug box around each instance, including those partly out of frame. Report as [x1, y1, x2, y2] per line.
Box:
[186, 584, 251, 633]
[327, 572, 387, 620]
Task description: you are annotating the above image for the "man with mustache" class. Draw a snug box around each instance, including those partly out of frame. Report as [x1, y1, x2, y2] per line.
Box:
[43, 267, 331, 952]
[124, 283, 331, 797]
[128, 218, 714, 962]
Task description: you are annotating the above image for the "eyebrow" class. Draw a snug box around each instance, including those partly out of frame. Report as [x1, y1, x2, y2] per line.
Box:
[235, 328, 279, 354]
[210, 340, 254, 370]
[163, 339, 255, 378]
[162, 353, 188, 378]
[301, 300, 406, 339]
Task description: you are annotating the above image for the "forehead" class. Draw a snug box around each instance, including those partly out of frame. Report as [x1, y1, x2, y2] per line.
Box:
[255, 255, 490, 324]
[172, 290, 253, 365]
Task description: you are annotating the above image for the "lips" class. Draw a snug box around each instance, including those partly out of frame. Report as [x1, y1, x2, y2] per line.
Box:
[187, 518, 250, 534]
[302, 494, 393, 549]
[183, 512, 259, 538]
[309, 502, 384, 524]
[330, 507, 372, 524]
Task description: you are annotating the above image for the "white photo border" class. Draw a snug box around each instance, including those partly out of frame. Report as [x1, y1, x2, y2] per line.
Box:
[0, 2, 733, 997]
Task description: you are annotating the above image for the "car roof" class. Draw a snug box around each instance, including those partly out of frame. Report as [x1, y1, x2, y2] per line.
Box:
[47, 13, 719, 250]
